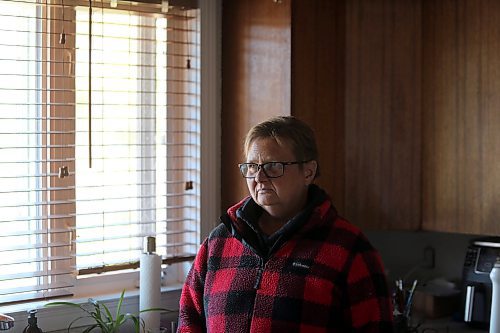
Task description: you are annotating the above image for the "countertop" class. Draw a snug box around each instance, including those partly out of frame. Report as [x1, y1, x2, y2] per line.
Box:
[411, 316, 487, 333]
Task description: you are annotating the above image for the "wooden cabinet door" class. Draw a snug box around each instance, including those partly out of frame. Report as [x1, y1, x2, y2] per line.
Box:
[422, 1, 500, 235]
[343, 0, 422, 230]
[221, 0, 291, 210]
[291, 0, 346, 214]
[293, 0, 422, 231]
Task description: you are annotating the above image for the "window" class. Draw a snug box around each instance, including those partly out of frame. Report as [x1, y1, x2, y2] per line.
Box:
[0, 0, 200, 304]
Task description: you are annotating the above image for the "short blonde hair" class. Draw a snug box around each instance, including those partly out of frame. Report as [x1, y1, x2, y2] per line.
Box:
[243, 116, 320, 178]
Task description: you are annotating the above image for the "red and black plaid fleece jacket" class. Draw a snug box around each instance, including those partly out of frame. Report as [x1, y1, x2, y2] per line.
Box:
[178, 185, 394, 332]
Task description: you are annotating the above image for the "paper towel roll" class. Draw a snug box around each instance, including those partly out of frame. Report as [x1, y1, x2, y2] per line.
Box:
[140, 252, 162, 333]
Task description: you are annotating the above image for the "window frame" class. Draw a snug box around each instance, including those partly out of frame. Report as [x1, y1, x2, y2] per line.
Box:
[0, 0, 220, 310]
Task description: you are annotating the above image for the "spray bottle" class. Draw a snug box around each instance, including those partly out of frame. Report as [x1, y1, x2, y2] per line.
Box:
[490, 257, 500, 333]
[23, 310, 42, 333]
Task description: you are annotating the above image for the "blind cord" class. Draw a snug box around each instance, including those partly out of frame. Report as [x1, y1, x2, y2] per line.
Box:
[59, 0, 69, 179]
[59, 0, 66, 45]
[88, 0, 92, 168]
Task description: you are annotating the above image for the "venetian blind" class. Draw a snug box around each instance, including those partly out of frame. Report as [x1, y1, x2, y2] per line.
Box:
[0, 0, 200, 304]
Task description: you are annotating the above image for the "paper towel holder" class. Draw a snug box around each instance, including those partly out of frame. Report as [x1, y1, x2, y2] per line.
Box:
[143, 236, 157, 254]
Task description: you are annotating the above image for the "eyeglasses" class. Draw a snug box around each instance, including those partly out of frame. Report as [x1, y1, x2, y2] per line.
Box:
[238, 161, 310, 179]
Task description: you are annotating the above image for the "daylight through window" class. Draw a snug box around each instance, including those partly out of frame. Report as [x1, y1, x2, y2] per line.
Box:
[0, 0, 200, 304]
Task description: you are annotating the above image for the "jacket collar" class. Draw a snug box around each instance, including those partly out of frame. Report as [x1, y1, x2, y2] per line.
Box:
[222, 184, 336, 258]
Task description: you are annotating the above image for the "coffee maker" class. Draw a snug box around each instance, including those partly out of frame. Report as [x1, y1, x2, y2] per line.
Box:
[462, 237, 500, 329]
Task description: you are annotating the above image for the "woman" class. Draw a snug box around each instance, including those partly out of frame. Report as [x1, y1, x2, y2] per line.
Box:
[178, 116, 394, 332]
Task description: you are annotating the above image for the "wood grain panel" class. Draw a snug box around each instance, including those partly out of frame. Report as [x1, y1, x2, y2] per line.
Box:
[344, 0, 422, 230]
[221, 0, 291, 211]
[291, 0, 346, 213]
[422, 0, 500, 235]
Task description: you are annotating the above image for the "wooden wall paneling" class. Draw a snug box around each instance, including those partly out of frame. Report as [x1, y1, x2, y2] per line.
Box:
[481, 3, 500, 235]
[344, 0, 422, 230]
[291, 0, 346, 214]
[221, 0, 291, 211]
[422, 0, 500, 235]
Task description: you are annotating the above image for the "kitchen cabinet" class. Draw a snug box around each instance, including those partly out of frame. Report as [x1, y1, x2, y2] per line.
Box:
[221, 0, 291, 209]
[221, 0, 500, 235]
[292, 0, 423, 231]
[422, 1, 500, 235]
[291, 0, 422, 230]
[341, 0, 422, 230]
[291, 0, 346, 216]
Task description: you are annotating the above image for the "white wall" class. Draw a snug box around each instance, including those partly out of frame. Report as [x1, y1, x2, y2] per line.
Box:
[366, 230, 477, 284]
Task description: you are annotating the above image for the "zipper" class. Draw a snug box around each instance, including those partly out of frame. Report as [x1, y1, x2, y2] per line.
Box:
[253, 257, 265, 289]
[248, 257, 265, 332]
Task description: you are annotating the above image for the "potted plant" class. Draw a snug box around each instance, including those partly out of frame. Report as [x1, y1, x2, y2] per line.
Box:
[45, 290, 171, 333]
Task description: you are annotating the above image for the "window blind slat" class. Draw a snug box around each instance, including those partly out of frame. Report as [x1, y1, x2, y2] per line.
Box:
[71, 217, 196, 230]
[0, 281, 73, 297]
[0, 228, 69, 238]
[0, 192, 195, 209]
[0, 268, 72, 282]
[0, 242, 69, 252]
[76, 242, 197, 258]
[0, 256, 72, 266]
[0, 289, 73, 305]
[73, 230, 196, 245]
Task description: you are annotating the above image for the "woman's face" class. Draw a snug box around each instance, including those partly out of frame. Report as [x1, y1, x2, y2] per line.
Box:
[245, 137, 316, 220]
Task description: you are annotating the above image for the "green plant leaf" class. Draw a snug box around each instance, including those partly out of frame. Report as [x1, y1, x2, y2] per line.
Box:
[82, 324, 99, 333]
[115, 313, 126, 328]
[89, 310, 109, 331]
[103, 321, 115, 333]
[93, 315, 108, 330]
[67, 315, 91, 333]
[88, 300, 101, 319]
[101, 300, 114, 324]
[138, 307, 170, 314]
[115, 289, 125, 319]
[139, 317, 146, 333]
[129, 315, 141, 333]
[45, 301, 82, 308]
[45, 301, 94, 317]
